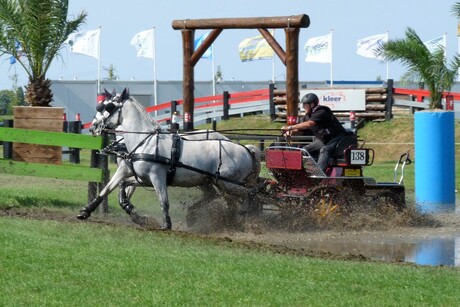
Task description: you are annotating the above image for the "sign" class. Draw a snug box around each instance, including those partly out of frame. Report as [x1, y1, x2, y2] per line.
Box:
[349, 149, 367, 165]
[300, 89, 366, 111]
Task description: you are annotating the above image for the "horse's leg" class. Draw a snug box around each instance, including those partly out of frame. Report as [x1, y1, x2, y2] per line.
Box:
[77, 164, 131, 220]
[118, 180, 137, 214]
[150, 175, 172, 230]
[115, 176, 161, 228]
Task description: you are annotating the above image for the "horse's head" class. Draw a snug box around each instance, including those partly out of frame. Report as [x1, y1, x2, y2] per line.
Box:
[89, 88, 130, 135]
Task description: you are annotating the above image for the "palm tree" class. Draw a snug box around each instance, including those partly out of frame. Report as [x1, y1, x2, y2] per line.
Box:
[0, 0, 86, 106]
[376, 27, 460, 110]
[452, 1, 460, 17]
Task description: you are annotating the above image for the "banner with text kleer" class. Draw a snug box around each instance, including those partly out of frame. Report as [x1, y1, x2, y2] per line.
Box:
[130, 28, 154, 59]
[304, 32, 332, 63]
[424, 35, 446, 54]
[238, 34, 273, 62]
[66, 29, 100, 59]
[300, 89, 366, 111]
[356, 33, 388, 59]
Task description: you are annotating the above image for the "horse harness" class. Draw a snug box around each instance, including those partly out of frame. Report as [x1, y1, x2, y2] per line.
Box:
[106, 132, 248, 187]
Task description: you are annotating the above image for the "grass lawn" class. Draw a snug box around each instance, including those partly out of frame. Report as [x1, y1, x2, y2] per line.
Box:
[1, 217, 459, 306]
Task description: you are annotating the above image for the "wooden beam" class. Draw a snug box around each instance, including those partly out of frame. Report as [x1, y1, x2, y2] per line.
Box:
[0, 127, 103, 149]
[0, 159, 104, 182]
[258, 28, 286, 64]
[172, 14, 310, 30]
[191, 29, 222, 66]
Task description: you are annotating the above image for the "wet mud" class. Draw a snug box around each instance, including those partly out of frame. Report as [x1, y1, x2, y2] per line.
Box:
[2, 203, 460, 266]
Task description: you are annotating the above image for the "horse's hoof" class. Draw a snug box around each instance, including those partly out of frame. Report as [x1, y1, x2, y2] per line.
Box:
[161, 216, 172, 230]
[161, 224, 172, 231]
[77, 209, 90, 220]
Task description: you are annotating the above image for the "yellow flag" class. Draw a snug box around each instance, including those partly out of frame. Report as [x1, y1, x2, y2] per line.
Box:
[238, 34, 273, 62]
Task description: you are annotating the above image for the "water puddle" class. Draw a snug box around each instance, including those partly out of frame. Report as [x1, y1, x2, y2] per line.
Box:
[409, 238, 460, 267]
[356, 237, 459, 267]
[293, 235, 460, 267]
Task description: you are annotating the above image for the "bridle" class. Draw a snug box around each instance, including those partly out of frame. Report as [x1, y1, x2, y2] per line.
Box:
[92, 96, 125, 134]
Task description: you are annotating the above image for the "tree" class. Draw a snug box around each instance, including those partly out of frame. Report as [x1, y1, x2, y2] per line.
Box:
[376, 27, 460, 110]
[215, 65, 223, 82]
[0, 0, 87, 106]
[103, 64, 119, 80]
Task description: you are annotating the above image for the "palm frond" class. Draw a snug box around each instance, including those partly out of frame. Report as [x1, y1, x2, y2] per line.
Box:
[377, 27, 460, 109]
[451, 1, 460, 17]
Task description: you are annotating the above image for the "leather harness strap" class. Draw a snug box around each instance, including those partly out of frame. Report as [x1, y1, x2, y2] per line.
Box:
[127, 135, 247, 187]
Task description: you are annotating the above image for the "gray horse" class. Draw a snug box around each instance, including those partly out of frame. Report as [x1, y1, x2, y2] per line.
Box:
[81, 88, 260, 230]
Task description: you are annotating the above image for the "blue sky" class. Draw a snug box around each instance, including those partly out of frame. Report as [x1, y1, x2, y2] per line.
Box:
[0, 0, 459, 89]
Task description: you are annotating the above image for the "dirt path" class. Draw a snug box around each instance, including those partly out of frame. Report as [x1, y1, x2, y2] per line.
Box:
[3, 206, 459, 264]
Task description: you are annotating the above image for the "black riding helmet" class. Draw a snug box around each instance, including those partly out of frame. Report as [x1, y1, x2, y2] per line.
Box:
[301, 93, 319, 107]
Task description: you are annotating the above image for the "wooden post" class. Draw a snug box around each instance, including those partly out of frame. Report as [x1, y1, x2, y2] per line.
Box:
[385, 79, 394, 121]
[182, 29, 195, 131]
[2, 119, 13, 159]
[223, 91, 230, 120]
[285, 27, 300, 125]
[269, 83, 276, 121]
[170, 100, 178, 114]
[68, 121, 81, 164]
[88, 150, 98, 203]
[99, 132, 109, 215]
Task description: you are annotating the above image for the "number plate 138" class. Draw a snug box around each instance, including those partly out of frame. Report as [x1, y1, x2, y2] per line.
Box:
[349, 149, 367, 165]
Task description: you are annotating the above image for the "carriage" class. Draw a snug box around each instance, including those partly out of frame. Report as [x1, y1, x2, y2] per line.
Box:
[260, 137, 410, 218]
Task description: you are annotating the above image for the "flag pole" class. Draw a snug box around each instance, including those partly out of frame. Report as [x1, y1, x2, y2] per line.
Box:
[458, 19, 460, 80]
[330, 29, 333, 87]
[212, 44, 216, 96]
[97, 26, 101, 93]
[386, 31, 389, 80]
[444, 32, 447, 60]
[152, 27, 158, 116]
[272, 29, 276, 84]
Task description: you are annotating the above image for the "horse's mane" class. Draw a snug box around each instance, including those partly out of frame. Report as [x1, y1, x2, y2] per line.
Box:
[125, 97, 161, 130]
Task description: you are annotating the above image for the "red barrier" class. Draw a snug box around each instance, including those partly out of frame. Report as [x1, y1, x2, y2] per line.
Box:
[82, 88, 270, 129]
[394, 88, 460, 102]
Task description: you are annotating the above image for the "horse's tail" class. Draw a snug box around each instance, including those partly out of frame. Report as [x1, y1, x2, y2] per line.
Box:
[243, 144, 261, 188]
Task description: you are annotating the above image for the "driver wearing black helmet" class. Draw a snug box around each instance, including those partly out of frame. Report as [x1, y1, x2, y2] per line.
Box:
[281, 93, 347, 172]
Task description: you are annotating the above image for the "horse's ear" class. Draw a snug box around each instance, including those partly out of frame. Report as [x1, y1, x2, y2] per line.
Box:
[104, 88, 112, 99]
[120, 88, 129, 101]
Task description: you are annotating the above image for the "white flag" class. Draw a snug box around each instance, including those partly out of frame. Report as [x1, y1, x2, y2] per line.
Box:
[424, 35, 446, 54]
[356, 33, 388, 59]
[66, 29, 100, 59]
[130, 29, 154, 59]
[304, 32, 332, 63]
[195, 32, 213, 60]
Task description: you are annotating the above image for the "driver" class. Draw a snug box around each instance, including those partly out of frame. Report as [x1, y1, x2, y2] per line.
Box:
[282, 93, 347, 171]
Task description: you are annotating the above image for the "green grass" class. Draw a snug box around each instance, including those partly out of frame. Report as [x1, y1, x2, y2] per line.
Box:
[1, 217, 459, 306]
